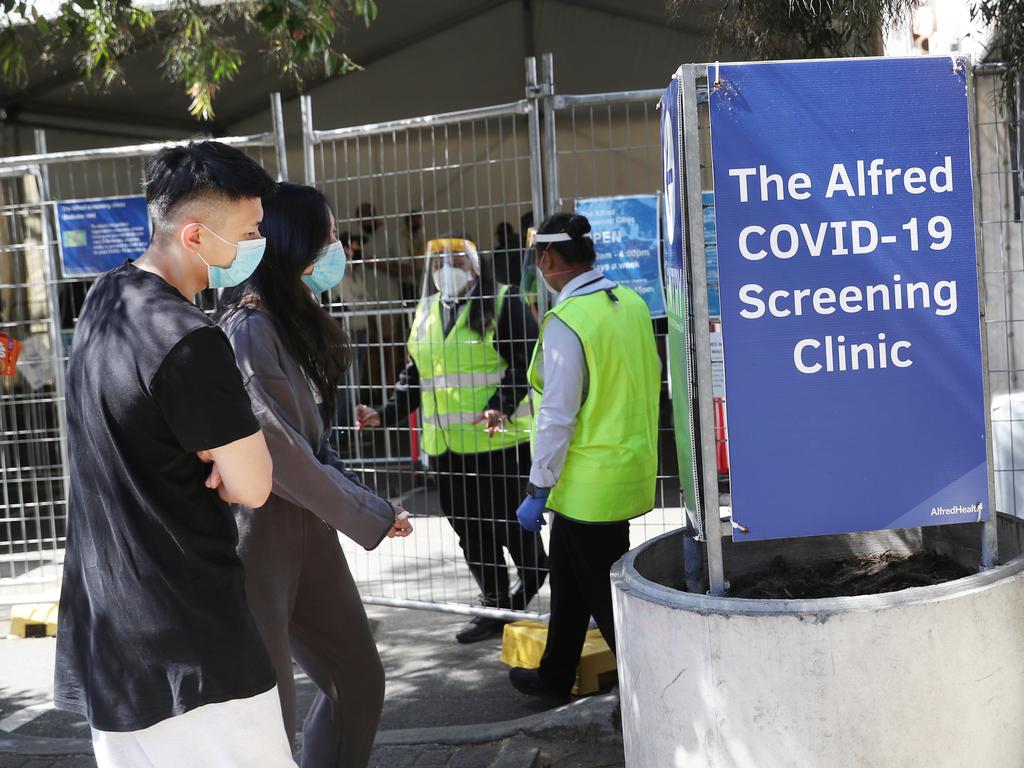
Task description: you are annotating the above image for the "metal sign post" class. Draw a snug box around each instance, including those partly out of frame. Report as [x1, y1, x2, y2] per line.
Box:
[679, 64, 727, 595]
[967, 62, 1001, 568]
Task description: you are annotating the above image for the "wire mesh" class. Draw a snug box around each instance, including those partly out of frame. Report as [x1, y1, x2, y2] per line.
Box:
[0, 171, 64, 604]
[308, 80, 698, 619]
[0, 132, 282, 605]
[309, 102, 548, 617]
[977, 70, 1024, 520]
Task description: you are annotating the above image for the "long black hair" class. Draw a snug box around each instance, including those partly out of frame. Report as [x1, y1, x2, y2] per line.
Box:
[219, 183, 351, 419]
[536, 212, 597, 266]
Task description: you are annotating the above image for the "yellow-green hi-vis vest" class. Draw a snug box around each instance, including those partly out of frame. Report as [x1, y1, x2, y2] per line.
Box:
[407, 284, 533, 456]
[528, 284, 660, 523]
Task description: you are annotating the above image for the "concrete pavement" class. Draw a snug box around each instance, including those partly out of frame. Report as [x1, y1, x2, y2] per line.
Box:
[0, 606, 624, 767]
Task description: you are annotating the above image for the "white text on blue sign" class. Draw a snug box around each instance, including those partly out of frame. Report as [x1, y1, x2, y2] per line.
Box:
[725, 157, 960, 375]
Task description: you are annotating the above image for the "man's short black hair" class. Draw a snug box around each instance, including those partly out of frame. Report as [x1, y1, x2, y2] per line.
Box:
[144, 141, 276, 229]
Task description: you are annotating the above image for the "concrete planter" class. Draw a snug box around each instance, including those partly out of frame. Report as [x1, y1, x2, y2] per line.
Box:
[611, 519, 1024, 768]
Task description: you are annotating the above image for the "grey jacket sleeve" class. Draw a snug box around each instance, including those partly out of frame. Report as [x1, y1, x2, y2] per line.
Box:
[316, 434, 374, 492]
[225, 312, 396, 550]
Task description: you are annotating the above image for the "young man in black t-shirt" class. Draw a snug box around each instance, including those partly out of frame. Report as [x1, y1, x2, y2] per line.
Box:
[54, 141, 297, 767]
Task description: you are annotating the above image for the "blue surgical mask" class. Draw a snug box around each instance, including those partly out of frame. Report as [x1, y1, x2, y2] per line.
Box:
[302, 241, 347, 293]
[192, 224, 267, 289]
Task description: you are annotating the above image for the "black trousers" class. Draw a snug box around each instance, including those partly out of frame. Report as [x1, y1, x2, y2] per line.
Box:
[435, 441, 548, 609]
[538, 513, 631, 694]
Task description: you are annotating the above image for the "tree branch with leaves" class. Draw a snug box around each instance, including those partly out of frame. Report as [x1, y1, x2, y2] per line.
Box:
[972, 0, 1024, 101]
[0, 0, 377, 120]
[672, 0, 1020, 100]
[671, 0, 917, 60]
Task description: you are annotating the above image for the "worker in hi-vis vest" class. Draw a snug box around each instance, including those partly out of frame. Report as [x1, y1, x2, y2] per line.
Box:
[509, 213, 660, 699]
[356, 236, 548, 644]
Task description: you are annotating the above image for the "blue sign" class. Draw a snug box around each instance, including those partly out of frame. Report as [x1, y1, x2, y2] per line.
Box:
[660, 74, 700, 516]
[57, 195, 150, 277]
[575, 194, 666, 319]
[663, 84, 683, 279]
[710, 57, 988, 541]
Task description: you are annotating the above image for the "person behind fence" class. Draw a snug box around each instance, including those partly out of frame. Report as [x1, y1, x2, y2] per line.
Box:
[355, 236, 548, 644]
[494, 221, 523, 290]
[336, 231, 369, 369]
[354, 203, 406, 387]
[509, 213, 660, 700]
[218, 182, 413, 768]
[329, 232, 369, 432]
[53, 141, 299, 767]
[400, 209, 427, 298]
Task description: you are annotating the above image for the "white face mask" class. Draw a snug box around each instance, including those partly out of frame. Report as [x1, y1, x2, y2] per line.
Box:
[536, 251, 556, 295]
[537, 268, 555, 296]
[433, 265, 472, 299]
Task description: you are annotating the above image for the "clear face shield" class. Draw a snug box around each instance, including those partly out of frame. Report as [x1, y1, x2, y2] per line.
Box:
[519, 227, 540, 306]
[521, 226, 560, 310]
[426, 238, 480, 300]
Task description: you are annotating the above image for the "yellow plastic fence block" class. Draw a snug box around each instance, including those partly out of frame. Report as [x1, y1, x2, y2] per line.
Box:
[9, 603, 58, 638]
[500, 619, 617, 696]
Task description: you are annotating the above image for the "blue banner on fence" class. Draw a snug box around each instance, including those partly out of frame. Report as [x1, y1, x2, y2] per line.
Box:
[702, 191, 721, 320]
[710, 57, 988, 541]
[575, 194, 666, 318]
[57, 195, 150, 277]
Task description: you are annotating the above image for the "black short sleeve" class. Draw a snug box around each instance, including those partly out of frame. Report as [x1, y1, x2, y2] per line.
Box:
[54, 264, 276, 732]
[151, 325, 259, 453]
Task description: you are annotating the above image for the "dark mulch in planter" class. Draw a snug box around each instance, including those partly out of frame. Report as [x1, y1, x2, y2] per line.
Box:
[728, 550, 974, 599]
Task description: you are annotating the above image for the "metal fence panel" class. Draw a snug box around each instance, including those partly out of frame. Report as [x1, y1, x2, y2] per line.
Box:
[977, 68, 1024, 521]
[0, 170, 65, 605]
[0, 100, 286, 605]
[301, 57, 690, 621]
[304, 88, 551, 618]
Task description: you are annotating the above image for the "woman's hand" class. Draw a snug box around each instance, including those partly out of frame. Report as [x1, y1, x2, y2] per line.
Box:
[476, 409, 509, 438]
[355, 404, 381, 430]
[387, 506, 413, 538]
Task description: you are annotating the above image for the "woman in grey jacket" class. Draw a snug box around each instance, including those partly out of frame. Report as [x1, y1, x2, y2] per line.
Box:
[218, 183, 412, 768]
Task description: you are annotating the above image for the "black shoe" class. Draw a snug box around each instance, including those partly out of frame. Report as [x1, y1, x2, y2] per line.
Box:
[455, 616, 506, 644]
[508, 667, 571, 700]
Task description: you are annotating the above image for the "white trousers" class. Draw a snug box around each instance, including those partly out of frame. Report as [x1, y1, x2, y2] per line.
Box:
[91, 686, 297, 768]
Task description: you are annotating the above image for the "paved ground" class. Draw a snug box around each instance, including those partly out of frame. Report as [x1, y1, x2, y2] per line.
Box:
[0, 730, 624, 768]
[0, 606, 625, 767]
[0, 457, 675, 767]
[0, 732, 624, 768]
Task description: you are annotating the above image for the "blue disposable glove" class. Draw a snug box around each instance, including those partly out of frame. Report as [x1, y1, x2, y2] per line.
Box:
[516, 486, 550, 532]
